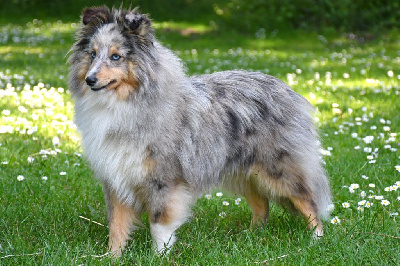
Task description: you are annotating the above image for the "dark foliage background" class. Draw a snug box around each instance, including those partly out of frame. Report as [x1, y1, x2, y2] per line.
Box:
[1, 0, 399, 33]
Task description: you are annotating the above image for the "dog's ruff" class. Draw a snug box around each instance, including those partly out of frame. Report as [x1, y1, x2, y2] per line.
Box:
[68, 6, 332, 256]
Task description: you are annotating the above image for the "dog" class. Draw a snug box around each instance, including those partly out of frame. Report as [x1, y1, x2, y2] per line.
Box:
[68, 6, 332, 256]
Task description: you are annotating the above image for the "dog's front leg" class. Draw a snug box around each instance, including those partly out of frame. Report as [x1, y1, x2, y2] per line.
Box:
[148, 182, 193, 254]
[104, 184, 141, 257]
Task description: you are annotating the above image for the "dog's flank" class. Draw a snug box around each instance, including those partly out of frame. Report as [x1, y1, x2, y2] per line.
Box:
[68, 6, 332, 256]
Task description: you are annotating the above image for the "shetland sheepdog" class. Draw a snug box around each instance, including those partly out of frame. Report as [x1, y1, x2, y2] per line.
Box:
[68, 6, 332, 256]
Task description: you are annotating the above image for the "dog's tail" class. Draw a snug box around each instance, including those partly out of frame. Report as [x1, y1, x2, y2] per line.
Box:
[291, 92, 333, 220]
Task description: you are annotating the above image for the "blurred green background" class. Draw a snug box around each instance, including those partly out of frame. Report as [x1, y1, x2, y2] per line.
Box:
[1, 0, 399, 33]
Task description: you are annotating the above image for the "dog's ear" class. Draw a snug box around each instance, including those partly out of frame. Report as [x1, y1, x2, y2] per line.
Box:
[122, 10, 152, 37]
[82, 6, 111, 25]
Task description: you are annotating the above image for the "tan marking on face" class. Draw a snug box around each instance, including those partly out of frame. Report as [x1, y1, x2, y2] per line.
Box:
[112, 62, 140, 100]
[97, 65, 119, 85]
[93, 61, 139, 100]
[109, 45, 120, 57]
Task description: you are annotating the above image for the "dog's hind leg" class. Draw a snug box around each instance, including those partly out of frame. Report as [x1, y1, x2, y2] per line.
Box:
[149, 182, 193, 253]
[246, 193, 269, 227]
[244, 180, 270, 227]
[289, 196, 323, 238]
[250, 163, 323, 237]
[104, 184, 140, 257]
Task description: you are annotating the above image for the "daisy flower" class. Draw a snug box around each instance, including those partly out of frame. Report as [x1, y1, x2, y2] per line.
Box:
[363, 136, 374, 144]
[330, 216, 341, 224]
[2, 110, 10, 116]
[358, 200, 366, 206]
[326, 204, 335, 212]
[52, 136, 60, 146]
[235, 198, 241, 205]
[364, 147, 372, 153]
[17, 175, 25, 181]
[350, 184, 359, 189]
[41, 176, 48, 181]
[342, 202, 350, 208]
[222, 201, 229, 206]
[204, 194, 211, 200]
[216, 192, 223, 197]
[357, 206, 364, 212]
[365, 201, 373, 208]
[381, 200, 390, 206]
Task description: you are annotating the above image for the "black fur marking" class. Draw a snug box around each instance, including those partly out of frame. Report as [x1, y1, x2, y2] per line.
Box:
[268, 166, 283, 179]
[253, 99, 269, 119]
[180, 113, 189, 127]
[253, 98, 286, 127]
[77, 38, 90, 49]
[295, 181, 308, 195]
[226, 108, 241, 140]
[310, 199, 318, 214]
[152, 179, 166, 190]
[244, 126, 257, 137]
[214, 85, 226, 97]
[82, 6, 112, 25]
[152, 210, 162, 222]
[272, 115, 286, 127]
[124, 13, 144, 31]
[227, 147, 243, 164]
[275, 149, 289, 162]
[243, 151, 256, 167]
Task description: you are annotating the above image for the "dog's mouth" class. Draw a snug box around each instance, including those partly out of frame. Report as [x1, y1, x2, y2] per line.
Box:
[91, 80, 117, 91]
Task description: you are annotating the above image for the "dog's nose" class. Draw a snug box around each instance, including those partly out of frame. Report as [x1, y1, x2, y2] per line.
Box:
[85, 76, 98, 87]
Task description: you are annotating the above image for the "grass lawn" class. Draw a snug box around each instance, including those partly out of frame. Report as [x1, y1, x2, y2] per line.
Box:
[0, 17, 399, 264]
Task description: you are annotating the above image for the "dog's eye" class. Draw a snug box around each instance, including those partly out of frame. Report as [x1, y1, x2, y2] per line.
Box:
[91, 51, 96, 59]
[111, 54, 121, 61]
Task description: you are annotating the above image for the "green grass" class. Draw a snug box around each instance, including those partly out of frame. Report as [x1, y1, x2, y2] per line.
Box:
[1, 18, 399, 265]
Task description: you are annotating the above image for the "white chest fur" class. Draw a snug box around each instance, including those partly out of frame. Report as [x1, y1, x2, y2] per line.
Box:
[74, 93, 149, 204]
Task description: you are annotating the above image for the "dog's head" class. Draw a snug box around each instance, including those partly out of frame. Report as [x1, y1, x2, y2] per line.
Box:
[69, 6, 155, 100]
